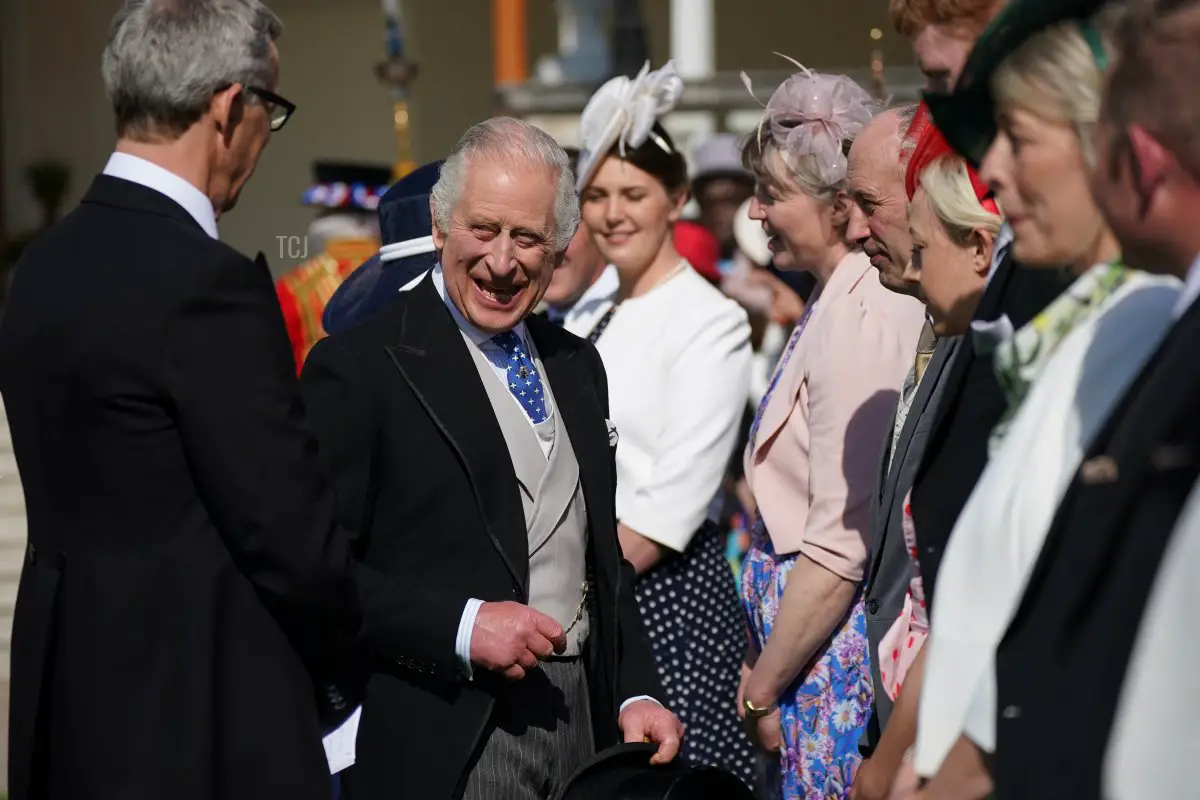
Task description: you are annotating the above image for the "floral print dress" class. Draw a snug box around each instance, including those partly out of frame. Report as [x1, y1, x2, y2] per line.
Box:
[738, 304, 874, 799]
[742, 529, 874, 799]
[877, 491, 928, 701]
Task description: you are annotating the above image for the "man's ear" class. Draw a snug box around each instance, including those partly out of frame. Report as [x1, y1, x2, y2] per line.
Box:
[209, 83, 245, 146]
[430, 197, 446, 251]
[1128, 124, 1171, 206]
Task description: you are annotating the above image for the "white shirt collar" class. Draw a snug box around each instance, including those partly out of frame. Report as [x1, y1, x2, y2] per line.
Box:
[1173, 252, 1200, 319]
[102, 152, 219, 240]
[564, 264, 619, 320]
[985, 223, 1014, 285]
[430, 264, 530, 348]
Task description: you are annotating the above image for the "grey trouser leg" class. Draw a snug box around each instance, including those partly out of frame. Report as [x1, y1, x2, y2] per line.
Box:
[462, 659, 595, 800]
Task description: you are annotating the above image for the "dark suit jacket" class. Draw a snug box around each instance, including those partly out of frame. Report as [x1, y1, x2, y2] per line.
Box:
[862, 334, 960, 741]
[993, 295, 1200, 799]
[910, 254, 1074, 609]
[298, 277, 662, 800]
[0, 175, 362, 800]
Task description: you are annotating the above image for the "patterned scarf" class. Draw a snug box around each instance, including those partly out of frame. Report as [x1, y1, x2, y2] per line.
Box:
[989, 260, 1131, 453]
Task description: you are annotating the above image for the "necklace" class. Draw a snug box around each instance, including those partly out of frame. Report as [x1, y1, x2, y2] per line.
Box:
[586, 259, 690, 345]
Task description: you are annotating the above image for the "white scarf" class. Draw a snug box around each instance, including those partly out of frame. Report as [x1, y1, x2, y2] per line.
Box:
[915, 271, 1181, 777]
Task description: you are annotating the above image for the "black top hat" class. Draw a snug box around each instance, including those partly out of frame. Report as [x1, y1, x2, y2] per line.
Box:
[555, 743, 757, 800]
[923, 0, 1111, 168]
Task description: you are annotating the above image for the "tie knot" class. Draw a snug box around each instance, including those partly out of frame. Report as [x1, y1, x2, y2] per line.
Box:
[490, 330, 524, 355]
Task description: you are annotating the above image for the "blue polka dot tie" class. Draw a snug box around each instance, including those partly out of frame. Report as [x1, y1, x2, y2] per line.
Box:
[490, 330, 549, 424]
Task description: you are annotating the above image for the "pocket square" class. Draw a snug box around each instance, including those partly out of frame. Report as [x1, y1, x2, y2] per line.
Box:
[606, 418, 618, 448]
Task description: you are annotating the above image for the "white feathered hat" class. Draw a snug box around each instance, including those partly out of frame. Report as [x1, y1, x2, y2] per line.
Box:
[575, 60, 685, 193]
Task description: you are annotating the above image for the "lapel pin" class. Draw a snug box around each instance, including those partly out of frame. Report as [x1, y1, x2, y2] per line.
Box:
[1080, 455, 1119, 485]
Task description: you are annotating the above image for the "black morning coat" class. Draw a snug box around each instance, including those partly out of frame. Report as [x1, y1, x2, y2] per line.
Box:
[0, 175, 421, 800]
[299, 276, 663, 800]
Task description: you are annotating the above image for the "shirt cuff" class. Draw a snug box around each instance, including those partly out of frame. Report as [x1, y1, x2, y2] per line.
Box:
[619, 695, 662, 714]
[455, 598, 485, 681]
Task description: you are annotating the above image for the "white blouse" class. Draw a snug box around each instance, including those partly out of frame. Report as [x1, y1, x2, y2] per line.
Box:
[593, 266, 752, 552]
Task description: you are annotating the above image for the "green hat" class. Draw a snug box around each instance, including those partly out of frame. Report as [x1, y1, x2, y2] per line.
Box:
[923, 0, 1111, 169]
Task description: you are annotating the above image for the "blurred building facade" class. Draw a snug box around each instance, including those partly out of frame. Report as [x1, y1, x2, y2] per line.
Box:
[2, 0, 919, 275]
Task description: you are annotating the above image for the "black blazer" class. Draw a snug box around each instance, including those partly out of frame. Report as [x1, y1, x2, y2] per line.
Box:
[0, 175, 362, 800]
[298, 278, 662, 800]
[909, 253, 1073, 608]
[993, 295, 1200, 799]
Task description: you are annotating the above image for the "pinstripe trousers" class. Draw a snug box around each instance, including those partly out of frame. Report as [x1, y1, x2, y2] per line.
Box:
[462, 658, 595, 800]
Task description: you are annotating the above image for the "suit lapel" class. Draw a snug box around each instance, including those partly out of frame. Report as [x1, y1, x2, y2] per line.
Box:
[384, 278, 530, 595]
[528, 319, 614, 564]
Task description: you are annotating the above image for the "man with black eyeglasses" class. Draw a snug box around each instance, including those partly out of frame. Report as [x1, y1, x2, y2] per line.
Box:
[0, 2, 402, 799]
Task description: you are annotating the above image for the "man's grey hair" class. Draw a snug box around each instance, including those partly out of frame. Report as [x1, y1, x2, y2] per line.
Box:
[431, 117, 580, 253]
[102, 0, 283, 139]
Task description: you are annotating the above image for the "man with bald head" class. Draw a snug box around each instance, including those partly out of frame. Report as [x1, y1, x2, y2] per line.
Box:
[847, 104, 948, 770]
[848, 105, 923, 298]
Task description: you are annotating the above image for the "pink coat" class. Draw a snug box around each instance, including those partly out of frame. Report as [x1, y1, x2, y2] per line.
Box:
[745, 251, 924, 580]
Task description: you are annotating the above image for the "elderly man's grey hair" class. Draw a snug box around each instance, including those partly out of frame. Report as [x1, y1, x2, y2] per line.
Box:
[431, 117, 580, 253]
[102, 0, 283, 139]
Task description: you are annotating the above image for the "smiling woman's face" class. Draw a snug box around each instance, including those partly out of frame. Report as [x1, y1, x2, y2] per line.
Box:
[746, 171, 837, 273]
[580, 155, 684, 274]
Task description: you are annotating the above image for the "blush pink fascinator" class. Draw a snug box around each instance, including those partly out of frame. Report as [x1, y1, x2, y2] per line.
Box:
[742, 55, 879, 186]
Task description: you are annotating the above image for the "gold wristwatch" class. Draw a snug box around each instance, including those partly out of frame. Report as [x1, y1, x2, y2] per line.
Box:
[742, 698, 776, 719]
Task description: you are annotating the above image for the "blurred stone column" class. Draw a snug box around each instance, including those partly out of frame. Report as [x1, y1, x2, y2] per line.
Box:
[670, 0, 713, 80]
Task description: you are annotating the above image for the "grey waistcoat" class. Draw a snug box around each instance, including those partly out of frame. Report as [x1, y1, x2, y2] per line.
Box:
[463, 333, 591, 655]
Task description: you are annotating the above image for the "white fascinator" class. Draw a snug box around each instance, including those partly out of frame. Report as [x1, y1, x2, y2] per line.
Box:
[742, 55, 878, 186]
[575, 60, 685, 192]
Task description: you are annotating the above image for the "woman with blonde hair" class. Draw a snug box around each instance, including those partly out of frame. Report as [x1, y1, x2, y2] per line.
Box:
[736, 66, 925, 799]
[914, 5, 1181, 797]
[850, 108, 1002, 800]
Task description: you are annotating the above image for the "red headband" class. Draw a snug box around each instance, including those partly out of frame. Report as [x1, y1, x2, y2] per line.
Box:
[904, 103, 999, 215]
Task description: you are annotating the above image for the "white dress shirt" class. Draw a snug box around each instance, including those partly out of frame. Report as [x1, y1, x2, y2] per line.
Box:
[1104, 477, 1200, 799]
[102, 152, 218, 239]
[560, 264, 619, 337]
